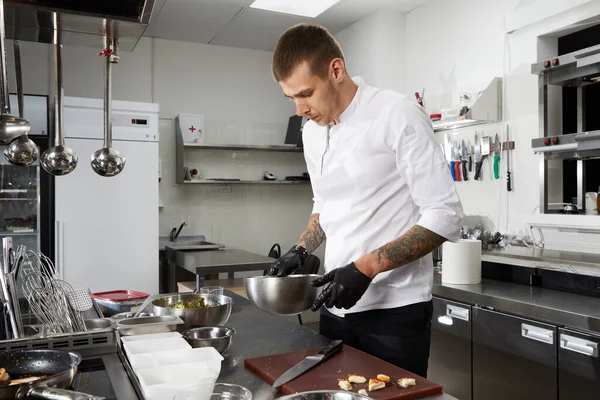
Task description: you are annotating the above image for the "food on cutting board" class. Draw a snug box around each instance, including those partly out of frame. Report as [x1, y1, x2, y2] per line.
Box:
[168, 297, 209, 309]
[376, 374, 390, 383]
[348, 373, 366, 384]
[338, 379, 353, 391]
[398, 377, 416, 388]
[358, 389, 368, 395]
[0, 368, 9, 385]
[368, 378, 385, 391]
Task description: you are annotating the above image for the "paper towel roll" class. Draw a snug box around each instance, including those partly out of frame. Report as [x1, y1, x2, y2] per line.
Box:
[441, 239, 482, 285]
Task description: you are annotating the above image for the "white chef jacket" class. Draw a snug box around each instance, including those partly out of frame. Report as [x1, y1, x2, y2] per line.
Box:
[302, 77, 463, 316]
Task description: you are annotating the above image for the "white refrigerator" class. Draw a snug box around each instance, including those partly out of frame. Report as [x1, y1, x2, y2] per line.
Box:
[55, 96, 159, 294]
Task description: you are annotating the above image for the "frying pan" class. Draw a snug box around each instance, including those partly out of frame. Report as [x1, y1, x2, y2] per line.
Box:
[0, 349, 103, 399]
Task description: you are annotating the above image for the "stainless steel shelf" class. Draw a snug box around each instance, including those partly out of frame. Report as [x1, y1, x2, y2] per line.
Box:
[0, 198, 37, 201]
[183, 180, 310, 185]
[0, 231, 36, 236]
[183, 143, 303, 152]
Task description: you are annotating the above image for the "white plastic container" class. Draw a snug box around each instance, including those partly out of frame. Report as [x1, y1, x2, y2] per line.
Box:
[123, 337, 191, 355]
[138, 363, 218, 400]
[121, 331, 182, 343]
[129, 347, 223, 374]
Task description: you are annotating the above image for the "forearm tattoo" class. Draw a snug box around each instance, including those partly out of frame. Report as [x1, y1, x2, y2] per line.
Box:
[298, 213, 326, 254]
[371, 225, 446, 271]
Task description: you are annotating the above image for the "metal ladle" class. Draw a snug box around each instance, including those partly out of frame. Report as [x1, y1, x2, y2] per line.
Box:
[0, 0, 30, 145]
[90, 38, 125, 177]
[40, 27, 78, 176]
[4, 40, 39, 166]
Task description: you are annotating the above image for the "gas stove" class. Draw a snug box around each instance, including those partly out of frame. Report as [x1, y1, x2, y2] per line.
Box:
[0, 329, 140, 399]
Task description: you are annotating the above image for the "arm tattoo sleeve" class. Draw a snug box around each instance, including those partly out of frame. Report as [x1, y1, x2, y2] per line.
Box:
[371, 225, 446, 272]
[297, 213, 326, 254]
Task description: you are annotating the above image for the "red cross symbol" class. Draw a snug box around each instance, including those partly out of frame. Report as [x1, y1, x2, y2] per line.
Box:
[189, 126, 196, 133]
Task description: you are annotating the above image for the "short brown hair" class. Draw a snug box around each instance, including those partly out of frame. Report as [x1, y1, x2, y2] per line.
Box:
[272, 24, 345, 81]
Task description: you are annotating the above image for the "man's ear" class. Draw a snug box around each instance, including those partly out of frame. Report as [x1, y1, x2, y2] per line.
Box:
[330, 58, 346, 82]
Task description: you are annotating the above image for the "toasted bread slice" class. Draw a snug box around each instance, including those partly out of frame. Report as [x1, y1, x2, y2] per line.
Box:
[358, 389, 368, 395]
[376, 374, 390, 383]
[368, 378, 385, 391]
[398, 377, 416, 388]
[348, 374, 367, 384]
[338, 379, 352, 391]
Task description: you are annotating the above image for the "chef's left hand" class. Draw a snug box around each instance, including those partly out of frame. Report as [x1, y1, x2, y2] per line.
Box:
[310, 262, 372, 311]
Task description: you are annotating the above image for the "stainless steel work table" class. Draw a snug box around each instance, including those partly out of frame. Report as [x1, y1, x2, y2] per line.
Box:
[433, 274, 600, 334]
[164, 247, 273, 292]
[218, 292, 457, 400]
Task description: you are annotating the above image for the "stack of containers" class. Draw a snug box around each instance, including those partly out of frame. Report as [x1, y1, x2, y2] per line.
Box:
[121, 332, 224, 400]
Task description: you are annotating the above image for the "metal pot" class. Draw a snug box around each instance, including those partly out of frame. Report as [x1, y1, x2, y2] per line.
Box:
[152, 294, 232, 331]
[0, 349, 102, 399]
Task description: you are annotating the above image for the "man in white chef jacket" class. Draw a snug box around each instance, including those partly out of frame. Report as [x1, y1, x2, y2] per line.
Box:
[267, 24, 463, 378]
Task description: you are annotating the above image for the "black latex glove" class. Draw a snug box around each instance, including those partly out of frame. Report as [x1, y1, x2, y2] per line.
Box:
[311, 262, 372, 311]
[267, 245, 309, 277]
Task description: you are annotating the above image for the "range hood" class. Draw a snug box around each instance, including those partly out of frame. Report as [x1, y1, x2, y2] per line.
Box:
[432, 77, 503, 132]
[3, 0, 156, 51]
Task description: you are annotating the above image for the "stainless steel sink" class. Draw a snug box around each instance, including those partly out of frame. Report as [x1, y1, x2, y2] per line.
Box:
[164, 240, 224, 251]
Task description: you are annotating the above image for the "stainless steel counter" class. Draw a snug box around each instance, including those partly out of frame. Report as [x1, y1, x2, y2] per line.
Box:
[219, 292, 456, 400]
[164, 247, 273, 292]
[482, 246, 600, 277]
[433, 274, 600, 334]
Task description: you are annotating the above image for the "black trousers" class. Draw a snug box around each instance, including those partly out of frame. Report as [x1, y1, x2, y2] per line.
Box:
[319, 300, 433, 378]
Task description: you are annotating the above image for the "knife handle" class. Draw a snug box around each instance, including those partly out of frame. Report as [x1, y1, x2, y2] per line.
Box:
[449, 162, 456, 181]
[494, 155, 500, 179]
[474, 161, 483, 180]
[319, 340, 343, 360]
[455, 161, 461, 181]
[507, 171, 512, 192]
[468, 155, 472, 172]
[462, 160, 468, 181]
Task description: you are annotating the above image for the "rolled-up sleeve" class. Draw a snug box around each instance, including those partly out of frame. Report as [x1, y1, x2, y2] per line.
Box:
[387, 101, 464, 242]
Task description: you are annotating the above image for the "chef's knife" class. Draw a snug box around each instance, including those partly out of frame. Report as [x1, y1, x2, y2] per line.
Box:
[273, 340, 343, 388]
[467, 139, 472, 172]
[453, 142, 461, 181]
[461, 140, 468, 181]
[506, 126, 512, 191]
[494, 133, 501, 179]
[474, 133, 482, 180]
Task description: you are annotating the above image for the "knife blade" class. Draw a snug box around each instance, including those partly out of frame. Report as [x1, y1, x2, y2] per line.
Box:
[474, 133, 482, 180]
[273, 340, 343, 388]
[494, 133, 501, 179]
[506, 126, 512, 191]
[461, 140, 468, 181]
[467, 139, 472, 172]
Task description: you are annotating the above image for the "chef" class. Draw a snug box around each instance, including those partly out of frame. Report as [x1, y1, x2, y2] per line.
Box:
[267, 24, 463, 378]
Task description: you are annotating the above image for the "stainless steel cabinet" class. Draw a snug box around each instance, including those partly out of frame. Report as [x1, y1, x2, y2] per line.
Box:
[473, 307, 557, 400]
[429, 297, 472, 400]
[559, 328, 600, 399]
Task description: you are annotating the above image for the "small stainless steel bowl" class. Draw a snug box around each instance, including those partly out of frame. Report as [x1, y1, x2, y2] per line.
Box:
[244, 275, 323, 316]
[277, 391, 371, 399]
[181, 326, 235, 354]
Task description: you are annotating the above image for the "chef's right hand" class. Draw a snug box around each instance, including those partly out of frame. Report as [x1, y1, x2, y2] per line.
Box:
[267, 245, 309, 277]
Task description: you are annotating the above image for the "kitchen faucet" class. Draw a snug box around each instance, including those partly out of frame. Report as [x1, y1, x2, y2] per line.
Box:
[170, 222, 187, 242]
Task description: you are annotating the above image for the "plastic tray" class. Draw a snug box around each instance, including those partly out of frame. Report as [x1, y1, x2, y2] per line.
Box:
[122, 337, 191, 355]
[128, 347, 223, 373]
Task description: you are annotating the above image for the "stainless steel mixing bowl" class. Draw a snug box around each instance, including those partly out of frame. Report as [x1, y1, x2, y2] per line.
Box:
[152, 294, 233, 331]
[181, 326, 235, 353]
[277, 391, 371, 399]
[244, 275, 323, 316]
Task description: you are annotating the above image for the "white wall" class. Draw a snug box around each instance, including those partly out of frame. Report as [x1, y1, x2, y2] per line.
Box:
[405, 0, 600, 254]
[335, 10, 406, 94]
[4, 37, 321, 266]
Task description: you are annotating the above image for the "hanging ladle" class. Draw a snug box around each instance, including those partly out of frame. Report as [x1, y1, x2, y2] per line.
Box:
[90, 37, 125, 177]
[0, 0, 30, 145]
[40, 23, 78, 176]
[4, 40, 40, 166]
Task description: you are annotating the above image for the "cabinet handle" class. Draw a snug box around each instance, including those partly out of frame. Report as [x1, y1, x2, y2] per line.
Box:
[446, 304, 469, 321]
[521, 323, 554, 345]
[560, 334, 598, 358]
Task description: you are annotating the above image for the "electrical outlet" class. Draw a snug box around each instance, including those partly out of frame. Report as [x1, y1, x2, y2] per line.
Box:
[219, 185, 232, 193]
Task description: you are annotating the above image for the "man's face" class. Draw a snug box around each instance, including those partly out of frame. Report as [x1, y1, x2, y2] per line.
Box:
[279, 62, 340, 126]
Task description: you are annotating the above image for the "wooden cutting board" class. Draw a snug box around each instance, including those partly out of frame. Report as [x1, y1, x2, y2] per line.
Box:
[244, 344, 443, 399]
